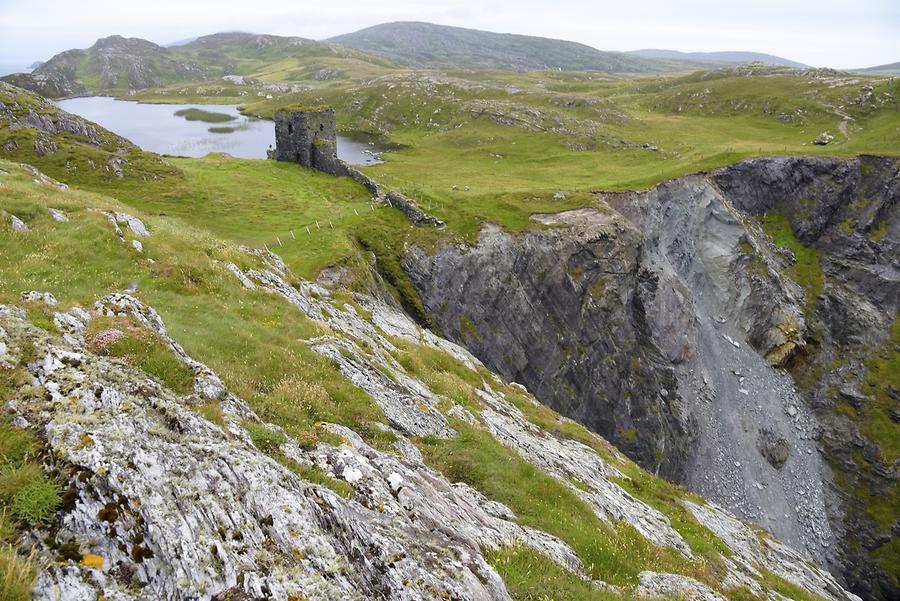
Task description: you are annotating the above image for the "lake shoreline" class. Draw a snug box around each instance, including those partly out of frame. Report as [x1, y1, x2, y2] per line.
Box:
[55, 96, 384, 165]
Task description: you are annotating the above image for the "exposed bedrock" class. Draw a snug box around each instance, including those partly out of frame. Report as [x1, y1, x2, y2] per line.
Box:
[403, 155, 899, 599]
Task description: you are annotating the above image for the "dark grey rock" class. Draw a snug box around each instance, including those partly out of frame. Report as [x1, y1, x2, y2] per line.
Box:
[758, 428, 791, 469]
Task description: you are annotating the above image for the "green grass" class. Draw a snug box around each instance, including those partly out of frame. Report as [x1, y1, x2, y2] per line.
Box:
[0, 84, 180, 191]
[10, 478, 61, 524]
[417, 422, 720, 588]
[97, 155, 378, 280]
[0, 160, 392, 456]
[237, 70, 898, 241]
[0, 415, 59, 598]
[174, 108, 235, 123]
[756, 567, 829, 601]
[486, 546, 624, 600]
[860, 318, 900, 465]
[242, 421, 287, 454]
[491, 383, 729, 567]
[758, 212, 824, 317]
[352, 211, 444, 329]
[393, 342, 731, 588]
[86, 315, 196, 394]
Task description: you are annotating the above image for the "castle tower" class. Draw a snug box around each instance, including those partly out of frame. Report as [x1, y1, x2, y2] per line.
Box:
[273, 106, 346, 175]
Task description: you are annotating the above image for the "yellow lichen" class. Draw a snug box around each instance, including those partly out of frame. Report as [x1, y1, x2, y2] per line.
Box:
[80, 554, 104, 569]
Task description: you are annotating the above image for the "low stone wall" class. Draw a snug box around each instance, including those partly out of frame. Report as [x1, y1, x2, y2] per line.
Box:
[385, 191, 445, 227]
[342, 164, 444, 228]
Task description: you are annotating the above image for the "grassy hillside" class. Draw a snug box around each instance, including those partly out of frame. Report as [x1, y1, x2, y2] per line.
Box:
[238, 65, 898, 241]
[327, 21, 697, 73]
[0, 81, 179, 189]
[856, 61, 900, 76]
[2, 36, 207, 98]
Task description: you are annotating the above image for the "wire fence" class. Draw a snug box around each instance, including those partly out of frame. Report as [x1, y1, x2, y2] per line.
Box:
[255, 201, 383, 253]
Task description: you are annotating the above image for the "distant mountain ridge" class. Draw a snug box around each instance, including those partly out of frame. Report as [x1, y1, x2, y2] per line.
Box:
[856, 61, 900, 74]
[628, 48, 807, 68]
[326, 21, 698, 73]
[4, 22, 891, 99]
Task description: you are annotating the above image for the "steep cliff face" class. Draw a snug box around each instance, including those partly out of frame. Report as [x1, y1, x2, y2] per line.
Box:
[403, 156, 899, 600]
[405, 212, 695, 481]
[715, 156, 899, 600]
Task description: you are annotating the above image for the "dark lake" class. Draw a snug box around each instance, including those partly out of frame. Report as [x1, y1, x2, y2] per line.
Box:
[56, 97, 383, 165]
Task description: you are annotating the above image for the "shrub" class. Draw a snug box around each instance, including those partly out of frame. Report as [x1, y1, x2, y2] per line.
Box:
[11, 478, 61, 524]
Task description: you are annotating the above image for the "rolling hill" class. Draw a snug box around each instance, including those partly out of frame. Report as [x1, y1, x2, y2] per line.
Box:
[0, 32, 394, 98]
[627, 48, 807, 68]
[856, 61, 900, 75]
[327, 21, 694, 73]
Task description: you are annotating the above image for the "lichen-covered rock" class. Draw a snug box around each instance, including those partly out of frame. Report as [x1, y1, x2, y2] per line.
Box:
[115, 211, 150, 237]
[686, 501, 859, 601]
[308, 335, 456, 438]
[636, 571, 727, 601]
[0, 239, 864, 601]
[3, 308, 515, 601]
[94, 293, 225, 400]
[475, 387, 694, 557]
[21, 290, 58, 306]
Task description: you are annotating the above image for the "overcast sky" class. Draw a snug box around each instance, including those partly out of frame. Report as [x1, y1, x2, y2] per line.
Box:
[0, 0, 897, 70]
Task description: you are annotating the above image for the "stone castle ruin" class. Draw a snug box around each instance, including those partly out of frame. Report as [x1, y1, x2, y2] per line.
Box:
[273, 106, 345, 175]
[272, 106, 444, 227]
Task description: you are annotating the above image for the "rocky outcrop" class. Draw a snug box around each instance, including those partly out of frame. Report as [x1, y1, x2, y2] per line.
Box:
[0, 83, 178, 183]
[1, 36, 208, 98]
[403, 156, 899, 599]
[0, 236, 861, 600]
[0, 81, 130, 151]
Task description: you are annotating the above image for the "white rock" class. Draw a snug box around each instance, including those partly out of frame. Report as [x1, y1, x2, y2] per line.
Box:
[115, 212, 150, 237]
[387, 472, 404, 491]
[49, 208, 69, 222]
[10, 214, 28, 232]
